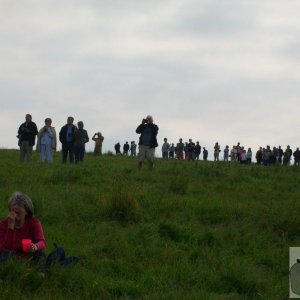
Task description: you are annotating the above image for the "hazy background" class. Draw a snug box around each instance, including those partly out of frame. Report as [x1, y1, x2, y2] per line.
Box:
[1, 0, 299, 159]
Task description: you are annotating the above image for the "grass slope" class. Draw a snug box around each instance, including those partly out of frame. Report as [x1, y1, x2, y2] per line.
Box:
[0, 149, 299, 299]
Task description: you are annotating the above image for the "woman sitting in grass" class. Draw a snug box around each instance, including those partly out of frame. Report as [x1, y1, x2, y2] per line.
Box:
[0, 192, 46, 262]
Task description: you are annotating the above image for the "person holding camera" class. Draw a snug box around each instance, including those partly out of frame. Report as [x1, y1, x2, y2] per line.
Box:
[17, 114, 38, 162]
[136, 115, 159, 171]
[36, 118, 57, 163]
[92, 132, 104, 156]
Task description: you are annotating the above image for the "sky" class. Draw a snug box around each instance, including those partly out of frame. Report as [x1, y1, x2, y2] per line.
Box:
[1, 0, 300, 159]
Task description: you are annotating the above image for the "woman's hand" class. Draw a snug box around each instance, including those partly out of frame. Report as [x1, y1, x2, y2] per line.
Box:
[30, 243, 38, 252]
[7, 211, 16, 229]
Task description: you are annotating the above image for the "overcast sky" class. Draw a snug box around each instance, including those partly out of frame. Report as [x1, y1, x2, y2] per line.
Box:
[1, 0, 300, 159]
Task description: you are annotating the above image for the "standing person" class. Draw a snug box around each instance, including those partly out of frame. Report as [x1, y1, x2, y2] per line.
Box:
[114, 142, 121, 155]
[162, 138, 170, 160]
[130, 141, 137, 157]
[136, 115, 159, 171]
[92, 132, 104, 156]
[246, 147, 252, 164]
[187, 139, 196, 161]
[223, 145, 229, 162]
[17, 114, 38, 162]
[36, 118, 57, 163]
[286, 145, 293, 166]
[123, 142, 130, 156]
[0, 192, 46, 260]
[214, 142, 220, 161]
[203, 147, 208, 160]
[176, 138, 184, 160]
[59, 116, 77, 163]
[169, 143, 175, 159]
[277, 146, 283, 164]
[73, 121, 89, 163]
[293, 147, 300, 166]
[195, 142, 201, 160]
[256, 147, 263, 165]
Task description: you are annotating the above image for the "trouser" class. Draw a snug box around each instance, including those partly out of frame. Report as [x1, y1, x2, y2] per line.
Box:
[40, 144, 53, 163]
[19, 140, 33, 162]
[74, 146, 85, 163]
[62, 142, 74, 163]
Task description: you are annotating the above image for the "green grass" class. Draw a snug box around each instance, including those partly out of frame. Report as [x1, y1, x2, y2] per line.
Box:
[0, 149, 298, 299]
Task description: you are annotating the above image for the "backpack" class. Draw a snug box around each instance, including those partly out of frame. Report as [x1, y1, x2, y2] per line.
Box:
[46, 243, 79, 269]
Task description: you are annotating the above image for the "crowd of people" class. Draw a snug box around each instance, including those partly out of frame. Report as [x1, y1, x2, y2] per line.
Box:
[17, 113, 299, 167]
[159, 139, 300, 166]
[16, 113, 159, 171]
[17, 114, 104, 164]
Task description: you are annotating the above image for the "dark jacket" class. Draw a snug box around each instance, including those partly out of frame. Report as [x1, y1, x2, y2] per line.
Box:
[59, 124, 77, 145]
[18, 121, 38, 146]
[136, 123, 159, 148]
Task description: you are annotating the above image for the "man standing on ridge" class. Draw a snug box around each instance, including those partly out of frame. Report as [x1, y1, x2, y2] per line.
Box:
[59, 116, 77, 163]
[17, 114, 38, 162]
[136, 115, 159, 172]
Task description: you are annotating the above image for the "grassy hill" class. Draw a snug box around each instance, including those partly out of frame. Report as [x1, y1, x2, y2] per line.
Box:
[0, 149, 299, 299]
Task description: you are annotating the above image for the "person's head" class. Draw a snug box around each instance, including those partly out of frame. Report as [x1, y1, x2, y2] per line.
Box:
[77, 121, 84, 129]
[164, 138, 167, 142]
[146, 115, 153, 124]
[8, 192, 34, 220]
[67, 116, 74, 125]
[45, 118, 52, 126]
[25, 114, 32, 123]
[179, 138, 182, 142]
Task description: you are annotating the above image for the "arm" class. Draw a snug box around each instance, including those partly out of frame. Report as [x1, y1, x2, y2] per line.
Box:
[31, 218, 46, 251]
[52, 127, 57, 150]
[0, 218, 15, 251]
[85, 131, 89, 143]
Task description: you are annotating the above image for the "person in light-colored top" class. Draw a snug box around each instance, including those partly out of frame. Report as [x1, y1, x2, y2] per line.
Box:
[162, 138, 170, 160]
[36, 118, 57, 163]
[92, 132, 104, 156]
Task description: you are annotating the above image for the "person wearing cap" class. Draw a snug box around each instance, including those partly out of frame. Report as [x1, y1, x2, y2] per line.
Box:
[92, 132, 104, 156]
[17, 114, 38, 162]
[0, 192, 46, 260]
[136, 115, 159, 171]
[36, 118, 57, 163]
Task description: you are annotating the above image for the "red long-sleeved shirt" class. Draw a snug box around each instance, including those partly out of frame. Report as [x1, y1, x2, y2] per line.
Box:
[0, 217, 46, 256]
